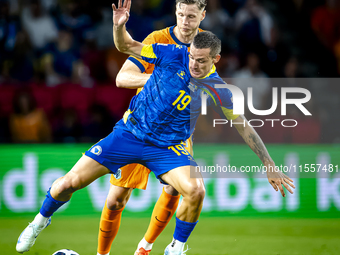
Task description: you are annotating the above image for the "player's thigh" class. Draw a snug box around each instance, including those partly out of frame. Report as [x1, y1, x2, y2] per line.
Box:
[64, 155, 112, 190]
[160, 165, 205, 198]
[106, 184, 133, 210]
[85, 129, 144, 174]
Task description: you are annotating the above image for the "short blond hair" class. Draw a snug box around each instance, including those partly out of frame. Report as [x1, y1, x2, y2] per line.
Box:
[176, 0, 207, 10]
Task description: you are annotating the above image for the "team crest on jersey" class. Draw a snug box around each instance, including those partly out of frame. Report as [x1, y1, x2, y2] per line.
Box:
[113, 168, 122, 180]
[188, 82, 197, 92]
[90, 145, 102, 155]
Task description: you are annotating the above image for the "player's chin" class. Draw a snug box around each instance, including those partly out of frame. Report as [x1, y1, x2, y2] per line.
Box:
[181, 28, 194, 36]
[190, 71, 202, 78]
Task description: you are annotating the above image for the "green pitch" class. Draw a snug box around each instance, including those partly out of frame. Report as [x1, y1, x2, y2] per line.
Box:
[2, 216, 340, 255]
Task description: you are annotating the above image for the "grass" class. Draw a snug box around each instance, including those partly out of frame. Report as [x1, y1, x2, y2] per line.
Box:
[2, 216, 340, 255]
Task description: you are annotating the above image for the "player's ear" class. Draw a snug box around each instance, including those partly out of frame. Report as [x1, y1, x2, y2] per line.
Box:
[201, 10, 206, 21]
[213, 54, 221, 64]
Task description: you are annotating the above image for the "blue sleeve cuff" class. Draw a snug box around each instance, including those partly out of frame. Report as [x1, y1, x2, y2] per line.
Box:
[128, 57, 145, 73]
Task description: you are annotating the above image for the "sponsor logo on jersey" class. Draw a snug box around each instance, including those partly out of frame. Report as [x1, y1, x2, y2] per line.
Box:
[188, 82, 197, 92]
[177, 70, 186, 80]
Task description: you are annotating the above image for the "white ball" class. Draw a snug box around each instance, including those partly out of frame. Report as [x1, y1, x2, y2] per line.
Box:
[52, 249, 79, 255]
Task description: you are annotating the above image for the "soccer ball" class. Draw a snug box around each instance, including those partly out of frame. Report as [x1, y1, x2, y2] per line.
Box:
[52, 249, 79, 255]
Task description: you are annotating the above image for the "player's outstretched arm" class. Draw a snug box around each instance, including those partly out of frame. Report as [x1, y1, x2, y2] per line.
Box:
[232, 115, 295, 197]
[112, 0, 144, 58]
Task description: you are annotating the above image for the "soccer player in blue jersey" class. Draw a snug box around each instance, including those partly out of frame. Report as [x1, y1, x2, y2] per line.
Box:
[97, 2, 207, 252]
[16, 1, 295, 254]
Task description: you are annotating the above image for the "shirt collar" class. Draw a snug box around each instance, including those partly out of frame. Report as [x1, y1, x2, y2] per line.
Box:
[170, 25, 200, 48]
[197, 65, 216, 79]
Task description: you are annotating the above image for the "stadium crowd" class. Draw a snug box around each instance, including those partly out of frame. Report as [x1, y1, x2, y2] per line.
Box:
[0, 0, 339, 143]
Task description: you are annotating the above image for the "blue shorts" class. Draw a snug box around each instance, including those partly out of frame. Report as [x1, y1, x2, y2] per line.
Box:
[85, 128, 197, 181]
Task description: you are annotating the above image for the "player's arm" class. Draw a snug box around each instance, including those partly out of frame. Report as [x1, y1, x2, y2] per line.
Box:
[116, 29, 161, 89]
[232, 115, 295, 197]
[116, 61, 151, 88]
[116, 30, 159, 88]
[112, 0, 144, 59]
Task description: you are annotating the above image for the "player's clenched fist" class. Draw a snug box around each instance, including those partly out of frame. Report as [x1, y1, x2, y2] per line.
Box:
[112, 0, 131, 27]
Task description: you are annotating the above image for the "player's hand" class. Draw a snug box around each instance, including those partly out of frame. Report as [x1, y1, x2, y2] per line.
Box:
[266, 163, 295, 197]
[112, 0, 131, 27]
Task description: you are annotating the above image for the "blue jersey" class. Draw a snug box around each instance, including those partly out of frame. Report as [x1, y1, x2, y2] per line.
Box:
[115, 43, 238, 147]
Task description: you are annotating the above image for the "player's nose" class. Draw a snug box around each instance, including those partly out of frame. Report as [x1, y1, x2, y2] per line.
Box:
[183, 17, 189, 25]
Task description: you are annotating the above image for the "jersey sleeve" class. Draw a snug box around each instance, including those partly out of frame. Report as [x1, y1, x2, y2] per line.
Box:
[217, 89, 239, 120]
[127, 31, 158, 73]
[140, 43, 186, 67]
[195, 76, 240, 120]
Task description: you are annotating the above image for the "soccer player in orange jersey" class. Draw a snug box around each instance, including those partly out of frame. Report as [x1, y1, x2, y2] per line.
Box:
[96, 1, 206, 255]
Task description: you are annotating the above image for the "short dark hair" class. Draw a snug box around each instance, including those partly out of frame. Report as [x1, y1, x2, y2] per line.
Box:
[176, 0, 207, 10]
[192, 31, 221, 57]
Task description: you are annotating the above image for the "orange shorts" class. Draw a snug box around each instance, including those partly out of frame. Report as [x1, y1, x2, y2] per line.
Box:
[110, 137, 193, 189]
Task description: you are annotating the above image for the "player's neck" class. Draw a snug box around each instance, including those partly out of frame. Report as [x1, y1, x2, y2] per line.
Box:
[173, 26, 198, 44]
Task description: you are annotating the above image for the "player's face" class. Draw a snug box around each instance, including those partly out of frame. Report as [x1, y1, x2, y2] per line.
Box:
[175, 3, 206, 38]
[189, 45, 221, 78]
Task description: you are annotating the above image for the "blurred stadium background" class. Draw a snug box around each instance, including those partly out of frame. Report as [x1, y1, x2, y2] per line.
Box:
[0, 0, 340, 254]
